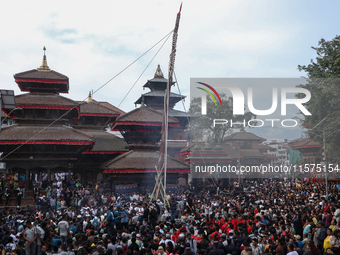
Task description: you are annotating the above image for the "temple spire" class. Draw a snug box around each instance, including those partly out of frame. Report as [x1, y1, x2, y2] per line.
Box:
[38, 46, 50, 71]
[87, 91, 93, 103]
[154, 64, 164, 78]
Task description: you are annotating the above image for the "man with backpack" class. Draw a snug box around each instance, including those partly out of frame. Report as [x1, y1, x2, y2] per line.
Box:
[92, 214, 100, 228]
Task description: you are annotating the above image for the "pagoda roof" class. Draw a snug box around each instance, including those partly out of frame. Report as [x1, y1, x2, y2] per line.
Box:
[14, 69, 69, 93]
[101, 150, 189, 173]
[290, 138, 322, 150]
[112, 107, 179, 130]
[143, 77, 169, 85]
[95, 101, 125, 115]
[181, 142, 272, 160]
[134, 91, 185, 105]
[155, 108, 190, 118]
[167, 140, 187, 149]
[224, 132, 266, 141]
[142, 65, 175, 91]
[14, 69, 68, 81]
[15, 93, 77, 109]
[0, 124, 94, 145]
[14, 49, 69, 93]
[181, 142, 240, 159]
[78, 101, 122, 117]
[81, 130, 128, 154]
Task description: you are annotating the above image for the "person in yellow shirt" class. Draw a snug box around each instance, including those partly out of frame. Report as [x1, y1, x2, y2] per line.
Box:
[329, 220, 337, 232]
[324, 228, 333, 252]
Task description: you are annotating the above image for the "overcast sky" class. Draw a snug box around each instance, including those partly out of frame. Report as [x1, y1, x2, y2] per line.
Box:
[1, 0, 339, 141]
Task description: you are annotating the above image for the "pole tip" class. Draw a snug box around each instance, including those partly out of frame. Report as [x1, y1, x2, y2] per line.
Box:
[178, 3, 182, 15]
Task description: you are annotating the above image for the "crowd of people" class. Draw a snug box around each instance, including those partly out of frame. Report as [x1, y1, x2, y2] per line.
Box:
[1, 178, 340, 255]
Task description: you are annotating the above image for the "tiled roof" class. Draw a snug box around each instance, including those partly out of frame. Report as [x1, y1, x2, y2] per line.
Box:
[16, 93, 76, 107]
[224, 132, 266, 141]
[78, 102, 121, 116]
[101, 150, 189, 172]
[81, 130, 128, 152]
[181, 142, 240, 159]
[290, 138, 322, 150]
[14, 69, 68, 81]
[115, 107, 179, 124]
[167, 140, 187, 149]
[155, 109, 190, 118]
[0, 124, 93, 143]
[93, 100, 125, 115]
[134, 91, 185, 105]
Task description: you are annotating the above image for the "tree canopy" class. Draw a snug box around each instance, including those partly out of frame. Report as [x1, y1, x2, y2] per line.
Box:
[297, 35, 340, 162]
[189, 93, 256, 143]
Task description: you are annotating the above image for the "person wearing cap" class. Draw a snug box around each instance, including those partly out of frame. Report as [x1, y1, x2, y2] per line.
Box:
[294, 235, 303, 250]
[24, 220, 38, 255]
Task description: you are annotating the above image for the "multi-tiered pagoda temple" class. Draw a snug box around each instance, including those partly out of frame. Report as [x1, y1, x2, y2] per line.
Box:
[102, 65, 190, 185]
[0, 49, 127, 186]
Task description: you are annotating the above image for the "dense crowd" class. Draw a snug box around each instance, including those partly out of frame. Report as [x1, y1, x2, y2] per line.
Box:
[1, 177, 340, 255]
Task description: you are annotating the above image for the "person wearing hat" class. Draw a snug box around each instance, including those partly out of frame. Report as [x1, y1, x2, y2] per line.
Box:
[294, 235, 303, 250]
[23, 220, 38, 255]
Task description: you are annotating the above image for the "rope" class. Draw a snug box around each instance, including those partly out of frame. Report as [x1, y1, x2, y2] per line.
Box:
[0, 30, 174, 161]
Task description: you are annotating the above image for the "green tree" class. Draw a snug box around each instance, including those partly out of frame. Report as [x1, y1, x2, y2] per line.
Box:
[189, 93, 256, 143]
[297, 36, 340, 162]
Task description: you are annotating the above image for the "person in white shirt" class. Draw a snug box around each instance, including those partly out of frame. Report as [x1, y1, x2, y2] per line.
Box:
[58, 214, 70, 245]
[10, 230, 18, 246]
[57, 179, 62, 188]
[287, 243, 299, 255]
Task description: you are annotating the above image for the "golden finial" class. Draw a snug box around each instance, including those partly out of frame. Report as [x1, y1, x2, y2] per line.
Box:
[154, 64, 164, 78]
[38, 46, 50, 71]
[87, 91, 93, 103]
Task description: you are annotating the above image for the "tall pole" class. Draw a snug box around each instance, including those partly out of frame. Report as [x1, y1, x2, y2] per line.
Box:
[0, 98, 2, 132]
[157, 4, 182, 201]
[323, 128, 328, 199]
[238, 147, 241, 183]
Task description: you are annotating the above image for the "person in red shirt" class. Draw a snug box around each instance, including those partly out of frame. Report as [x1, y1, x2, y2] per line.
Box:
[232, 215, 239, 228]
